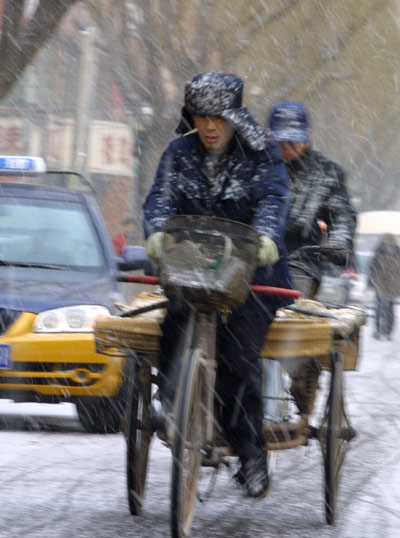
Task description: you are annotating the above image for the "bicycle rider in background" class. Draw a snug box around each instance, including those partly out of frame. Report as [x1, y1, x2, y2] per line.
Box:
[143, 72, 293, 499]
[266, 101, 357, 299]
[266, 100, 357, 415]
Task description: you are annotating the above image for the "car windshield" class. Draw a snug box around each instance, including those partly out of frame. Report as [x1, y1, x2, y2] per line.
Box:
[0, 196, 106, 270]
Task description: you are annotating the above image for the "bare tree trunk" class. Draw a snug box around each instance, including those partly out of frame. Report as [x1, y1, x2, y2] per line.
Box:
[0, 0, 78, 100]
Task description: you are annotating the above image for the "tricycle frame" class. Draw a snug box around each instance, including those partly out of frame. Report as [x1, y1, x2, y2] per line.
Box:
[123, 301, 354, 534]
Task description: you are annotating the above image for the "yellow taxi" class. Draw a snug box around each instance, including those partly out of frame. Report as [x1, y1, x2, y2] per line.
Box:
[0, 157, 133, 432]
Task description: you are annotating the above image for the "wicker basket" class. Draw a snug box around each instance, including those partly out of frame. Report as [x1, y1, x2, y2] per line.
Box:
[318, 327, 362, 371]
[95, 292, 165, 354]
[261, 318, 332, 359]
[94, 293, 366, 371]
[264, 300, 366, 370]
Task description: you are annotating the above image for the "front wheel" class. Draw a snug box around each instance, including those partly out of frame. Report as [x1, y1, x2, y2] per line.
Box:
[171, 346, 207, 538]
[321, 352, 351, 525]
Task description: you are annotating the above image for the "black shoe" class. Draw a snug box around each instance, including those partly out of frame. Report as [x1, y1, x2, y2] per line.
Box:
[238, 453, 269, 499]
[233, 466, 246, 487]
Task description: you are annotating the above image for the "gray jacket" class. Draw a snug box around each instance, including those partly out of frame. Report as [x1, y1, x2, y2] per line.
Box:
[284, 148, 357, 284]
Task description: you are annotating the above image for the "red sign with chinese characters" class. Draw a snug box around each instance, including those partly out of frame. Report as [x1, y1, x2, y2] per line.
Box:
[88, 121, 134, 176]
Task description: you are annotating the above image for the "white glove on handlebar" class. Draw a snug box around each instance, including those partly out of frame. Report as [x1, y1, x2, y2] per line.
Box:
[258, 236, 279, 266]
[145, 232, 174, 264]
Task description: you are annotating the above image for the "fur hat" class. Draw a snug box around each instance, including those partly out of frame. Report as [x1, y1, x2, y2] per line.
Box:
[176, 72, 268, 151]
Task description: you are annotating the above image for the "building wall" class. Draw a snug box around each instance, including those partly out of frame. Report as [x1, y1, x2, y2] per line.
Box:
[0, 3, 138, 242]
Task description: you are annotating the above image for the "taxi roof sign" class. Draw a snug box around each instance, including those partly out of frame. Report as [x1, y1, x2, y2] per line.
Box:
[0, 156, 47, 175]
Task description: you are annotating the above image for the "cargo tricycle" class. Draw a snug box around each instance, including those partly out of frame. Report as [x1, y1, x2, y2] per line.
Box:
[95, 215, 366, 538]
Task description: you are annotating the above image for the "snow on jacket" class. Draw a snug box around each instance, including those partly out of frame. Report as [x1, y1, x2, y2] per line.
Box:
[143, 132, 293, 313]
[284, 148, 357, 284]
[368, 234, 400, 300]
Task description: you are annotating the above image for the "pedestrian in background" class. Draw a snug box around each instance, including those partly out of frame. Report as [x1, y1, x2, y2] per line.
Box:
[368, 233, 400, 340]
[113, 217, 136, 256]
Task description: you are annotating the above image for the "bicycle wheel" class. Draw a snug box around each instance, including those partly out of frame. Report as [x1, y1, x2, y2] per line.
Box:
[321, 351, 349, 525]
[126, 357, 153, 516]
[171, 345, 207, 538]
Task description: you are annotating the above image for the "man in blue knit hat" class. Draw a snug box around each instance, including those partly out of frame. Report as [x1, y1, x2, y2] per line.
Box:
[267, 100, 356, 298]
[267, 100, 357, 416]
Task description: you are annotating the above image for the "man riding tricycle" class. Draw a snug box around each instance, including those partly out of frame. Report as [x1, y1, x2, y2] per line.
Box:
[94, 72, 365, 538]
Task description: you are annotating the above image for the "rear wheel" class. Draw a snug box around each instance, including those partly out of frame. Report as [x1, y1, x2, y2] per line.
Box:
[321, 352, 351, 524]
[171, 345, 207, 538]
[126, 358, 153, 515]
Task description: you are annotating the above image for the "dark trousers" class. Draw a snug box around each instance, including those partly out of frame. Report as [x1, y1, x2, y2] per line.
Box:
[158, 299, 273, 459]
[375, 295, 394, 336]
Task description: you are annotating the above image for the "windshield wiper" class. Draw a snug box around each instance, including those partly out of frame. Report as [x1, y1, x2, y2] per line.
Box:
[0, 261, 69, 270]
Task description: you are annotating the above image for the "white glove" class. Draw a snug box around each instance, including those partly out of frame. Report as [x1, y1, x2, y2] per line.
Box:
[258, 236, 279, 266]
[145, 232, 167, 264]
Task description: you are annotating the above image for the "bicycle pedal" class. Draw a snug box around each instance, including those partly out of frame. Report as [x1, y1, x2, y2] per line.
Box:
[158, 434, 174, 448]
[201, 451, 230, 469]
[308, 425, 320, 439]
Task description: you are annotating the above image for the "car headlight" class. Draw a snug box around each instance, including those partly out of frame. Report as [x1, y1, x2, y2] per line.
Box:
[33, 305, 110, 333]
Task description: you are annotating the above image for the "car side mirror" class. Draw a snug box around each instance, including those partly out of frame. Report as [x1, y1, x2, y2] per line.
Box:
[118, 246, 149, 270]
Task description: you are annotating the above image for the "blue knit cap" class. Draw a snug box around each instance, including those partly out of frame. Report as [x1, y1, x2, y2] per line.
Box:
[267, 101, 311, 143]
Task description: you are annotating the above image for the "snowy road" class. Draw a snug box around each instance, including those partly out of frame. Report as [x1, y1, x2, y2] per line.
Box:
[1, 315, 400, 538]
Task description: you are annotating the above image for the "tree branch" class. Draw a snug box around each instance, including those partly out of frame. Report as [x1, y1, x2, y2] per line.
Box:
[0, 0, 24, 43]
[0, 0, 78, 100]
[222, 0, 302, 65]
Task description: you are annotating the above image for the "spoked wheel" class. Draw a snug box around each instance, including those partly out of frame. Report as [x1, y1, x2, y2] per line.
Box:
[171, 346, 207, 538]
[320, 351, 354, 525]
[126, 357, 153, 516]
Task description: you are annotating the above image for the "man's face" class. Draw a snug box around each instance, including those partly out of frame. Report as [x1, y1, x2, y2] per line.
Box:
[278, 141, 309, 162]
[192, 115, 235, 154]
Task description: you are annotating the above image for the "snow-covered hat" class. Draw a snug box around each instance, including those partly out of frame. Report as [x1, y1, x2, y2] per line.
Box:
[176, 72, 268, 151]
[267, 101, 311, 143]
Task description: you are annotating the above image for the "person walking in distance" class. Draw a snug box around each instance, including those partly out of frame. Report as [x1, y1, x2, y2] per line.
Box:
[113, 218, 136, 256]
[368, 233, 400, 340]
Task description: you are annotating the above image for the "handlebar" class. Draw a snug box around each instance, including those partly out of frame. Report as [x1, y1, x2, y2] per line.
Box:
[292, 244, 349, 255]
[289, 243, 350, 266]
[117, 273, 302, 298]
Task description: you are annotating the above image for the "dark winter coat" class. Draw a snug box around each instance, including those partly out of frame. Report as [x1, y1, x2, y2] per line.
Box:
[143, 132, 293, 314]
[368, 234, 400, 300]
[284, 148, 357, 284]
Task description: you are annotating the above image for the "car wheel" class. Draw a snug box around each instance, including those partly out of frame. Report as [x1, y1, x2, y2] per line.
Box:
[76, 396, 124, 433]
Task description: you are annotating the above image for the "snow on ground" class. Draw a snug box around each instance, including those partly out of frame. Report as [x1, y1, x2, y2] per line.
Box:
[1, 309, 400, 537]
